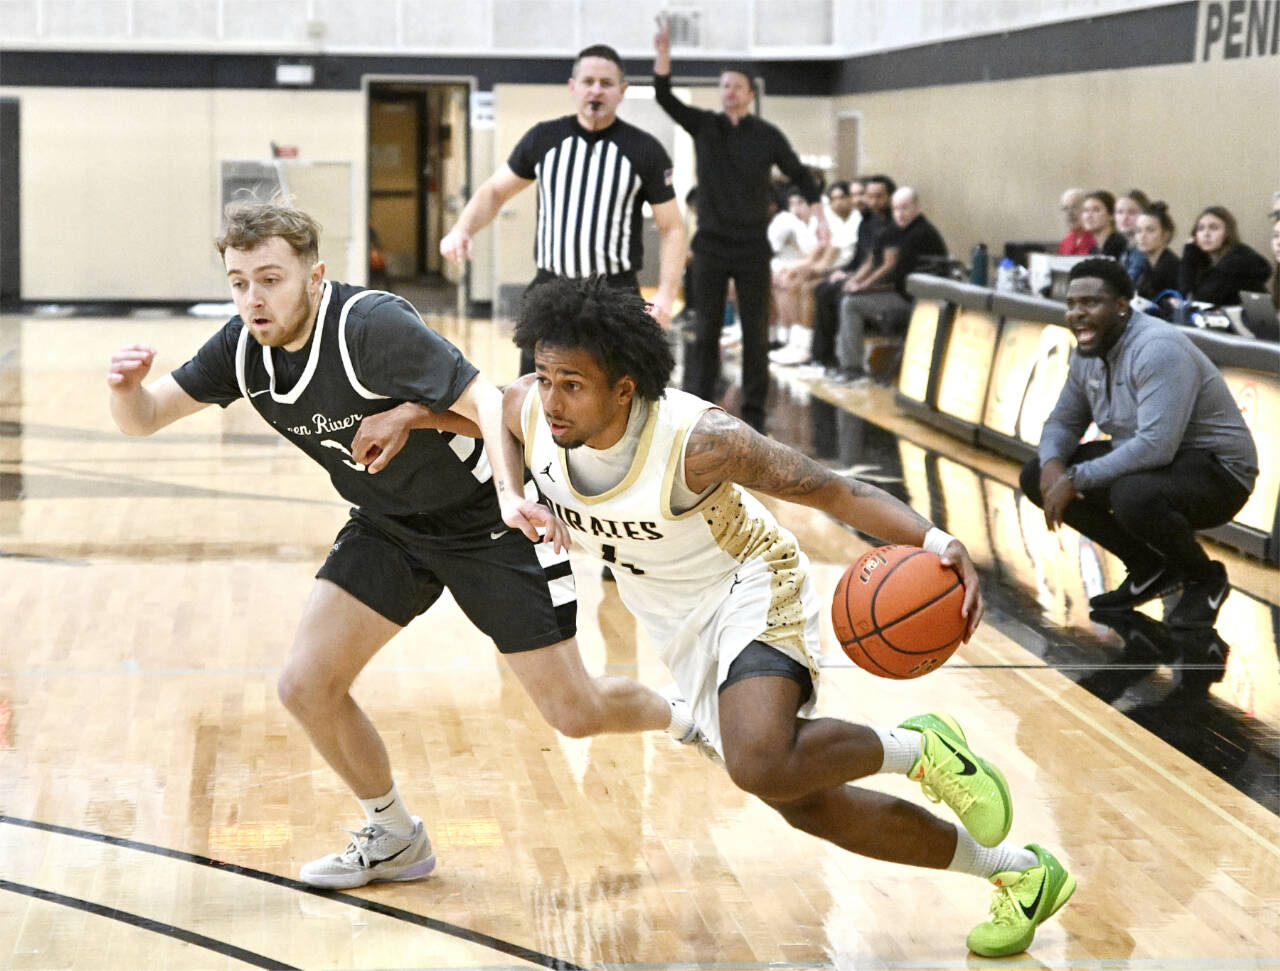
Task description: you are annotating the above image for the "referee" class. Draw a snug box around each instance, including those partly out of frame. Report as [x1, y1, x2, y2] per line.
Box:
[441, 44, 686, 376]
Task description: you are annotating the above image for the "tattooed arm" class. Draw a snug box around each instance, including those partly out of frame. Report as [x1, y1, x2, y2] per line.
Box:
[684, 409, 984, 635]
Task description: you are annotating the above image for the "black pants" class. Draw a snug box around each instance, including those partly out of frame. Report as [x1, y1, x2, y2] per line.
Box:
[1019, 442, 1251, 578]
[520, 269, 639, 376]
[809, 277, 844, 369]
[683, 248, 772, 432]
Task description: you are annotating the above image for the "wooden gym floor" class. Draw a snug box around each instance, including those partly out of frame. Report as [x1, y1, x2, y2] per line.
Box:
[1, 305, 1277, 970]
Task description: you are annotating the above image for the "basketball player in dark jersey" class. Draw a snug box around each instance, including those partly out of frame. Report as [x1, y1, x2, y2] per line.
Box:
[106, 202, 698, 889]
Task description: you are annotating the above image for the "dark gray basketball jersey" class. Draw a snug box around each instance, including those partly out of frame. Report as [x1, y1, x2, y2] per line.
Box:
[172, 280, 494, 521]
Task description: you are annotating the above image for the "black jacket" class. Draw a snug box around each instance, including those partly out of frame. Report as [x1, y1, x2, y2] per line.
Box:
[1178, 242, 1271, 305]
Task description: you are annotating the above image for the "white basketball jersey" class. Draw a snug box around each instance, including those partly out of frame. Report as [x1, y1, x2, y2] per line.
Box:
[522, 387, 820, 750]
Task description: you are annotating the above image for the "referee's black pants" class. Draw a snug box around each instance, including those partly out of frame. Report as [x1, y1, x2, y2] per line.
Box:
[1019, 441, 1251, 580]
[684, 249, 772, 433]
[521, 269, 639, 377]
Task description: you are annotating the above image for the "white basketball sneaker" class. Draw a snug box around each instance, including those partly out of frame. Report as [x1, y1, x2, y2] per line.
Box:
[299, 816, 436, 889]
[769, 325, 812, 365]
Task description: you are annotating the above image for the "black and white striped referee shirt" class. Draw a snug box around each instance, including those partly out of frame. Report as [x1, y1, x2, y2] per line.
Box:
[508, 115, 675, 278]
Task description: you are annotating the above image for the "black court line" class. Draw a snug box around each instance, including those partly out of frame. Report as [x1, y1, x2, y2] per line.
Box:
[0, 816, 586, 971]
[0, 878, 299, 970]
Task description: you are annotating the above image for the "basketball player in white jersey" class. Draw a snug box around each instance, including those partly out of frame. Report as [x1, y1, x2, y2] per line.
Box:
[496, 278, 1076, 958]
[106, 203, 699, 890]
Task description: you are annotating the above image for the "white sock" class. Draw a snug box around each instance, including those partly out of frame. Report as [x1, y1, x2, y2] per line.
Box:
[948, 829, 1038, 879]
[665, 696, 697, 743]
[358, 783, 415, 839]
[872, 726, 921, 775]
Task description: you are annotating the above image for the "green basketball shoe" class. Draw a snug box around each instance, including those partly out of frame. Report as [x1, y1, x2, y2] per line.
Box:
[966, 843, 1076, 957]
[898, 712, 1013, 847]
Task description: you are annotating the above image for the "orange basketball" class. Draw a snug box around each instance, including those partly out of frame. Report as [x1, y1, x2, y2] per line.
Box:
[831, 545, 966, 679]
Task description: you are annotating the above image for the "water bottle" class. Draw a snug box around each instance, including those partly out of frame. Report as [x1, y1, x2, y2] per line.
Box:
[996, 257, 1016, 292]
[970, 243, 988, 286]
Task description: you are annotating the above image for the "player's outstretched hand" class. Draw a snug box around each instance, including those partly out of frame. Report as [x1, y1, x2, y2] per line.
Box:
[107, 344, 157, 392]
[501, 496, 572, 554]
[439, 228, 473, 264]
[938, 539, 984, 641]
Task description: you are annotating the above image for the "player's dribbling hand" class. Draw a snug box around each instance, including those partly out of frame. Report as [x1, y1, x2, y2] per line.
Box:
[502, 497, 573, 554]
[107, 344, 157, 391]
[938, 539, 984, 641]
[439, 229, 473, 263]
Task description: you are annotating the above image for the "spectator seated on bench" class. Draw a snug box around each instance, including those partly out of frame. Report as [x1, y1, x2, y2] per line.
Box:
[832, 186, 948, 384]
[1176, 205, 1272, 309]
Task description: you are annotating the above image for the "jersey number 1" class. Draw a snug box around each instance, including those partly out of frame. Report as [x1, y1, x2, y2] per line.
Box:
[600, 544, 645, 576]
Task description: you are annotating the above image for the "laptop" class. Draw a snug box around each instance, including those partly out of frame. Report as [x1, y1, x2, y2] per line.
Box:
[1239, 291, 1278, 336]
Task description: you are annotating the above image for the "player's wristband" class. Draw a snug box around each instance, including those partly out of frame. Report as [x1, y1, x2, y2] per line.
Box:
[923, 527, 956, 557]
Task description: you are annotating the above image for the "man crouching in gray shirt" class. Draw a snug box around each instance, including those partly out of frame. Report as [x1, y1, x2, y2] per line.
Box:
[1020, 257, 1257, 629]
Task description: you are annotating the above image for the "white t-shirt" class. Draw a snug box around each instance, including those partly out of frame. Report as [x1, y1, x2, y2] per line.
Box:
[827, 208, 862, 266]
[768, 211, 820, 270]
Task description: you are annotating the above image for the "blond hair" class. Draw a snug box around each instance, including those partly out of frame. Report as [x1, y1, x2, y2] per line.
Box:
[215, 201, 321, 262]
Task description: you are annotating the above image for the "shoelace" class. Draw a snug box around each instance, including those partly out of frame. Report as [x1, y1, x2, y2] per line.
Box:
[986, 871, 1041, 926]
[695, 736, 725, 766]
[338, 824, 383, 868]
[986, 883, 1022, 926]
[917, 751, 978, 813]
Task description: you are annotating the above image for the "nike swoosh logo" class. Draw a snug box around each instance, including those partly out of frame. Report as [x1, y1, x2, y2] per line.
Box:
[1207, 588, 1227, 610]
[1129, 571, 1164, 595]
[374, 799, 395, 813]
[248, 388, 271, 398]
[1020, 878, 1046, 919]
[371, 842, 412, 867]
[935, 734, 978, 776]
[490, 529, 510, 540]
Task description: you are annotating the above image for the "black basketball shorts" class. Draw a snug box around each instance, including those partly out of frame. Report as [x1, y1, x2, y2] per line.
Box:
[719, 640, 814, 706]
[316, 512, 577, 653]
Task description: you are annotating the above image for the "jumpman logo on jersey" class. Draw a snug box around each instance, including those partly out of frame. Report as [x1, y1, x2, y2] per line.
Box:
[729, 572, 743, 594]
[540, 461, 555, 482]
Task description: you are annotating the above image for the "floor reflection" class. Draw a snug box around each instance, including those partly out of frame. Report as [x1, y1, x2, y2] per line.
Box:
[767, 370, 1280, 814]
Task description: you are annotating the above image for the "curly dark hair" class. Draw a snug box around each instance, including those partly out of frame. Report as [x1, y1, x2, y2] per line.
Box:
[514, 277, 673, 401]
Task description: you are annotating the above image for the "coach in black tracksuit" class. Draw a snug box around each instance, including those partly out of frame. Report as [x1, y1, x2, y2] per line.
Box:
[654, 18, 826, 434]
